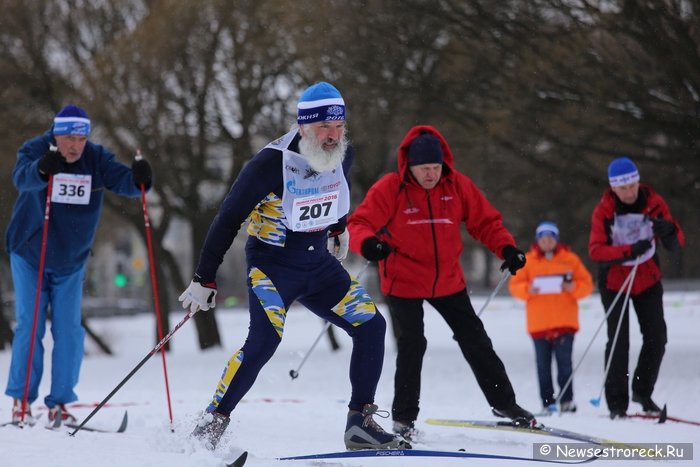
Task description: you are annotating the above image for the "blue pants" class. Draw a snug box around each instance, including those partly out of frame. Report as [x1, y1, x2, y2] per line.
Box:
[533, 333, 574, 406]
[206, 240, 386, 416]
[5, 253, 86, 408]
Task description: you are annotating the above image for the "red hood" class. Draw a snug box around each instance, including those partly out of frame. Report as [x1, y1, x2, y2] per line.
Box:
[397, 125, 456, 184]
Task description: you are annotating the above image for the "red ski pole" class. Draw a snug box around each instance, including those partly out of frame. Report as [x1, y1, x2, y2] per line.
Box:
[20, 151, 56, 425]
[135, 149, 174, 431]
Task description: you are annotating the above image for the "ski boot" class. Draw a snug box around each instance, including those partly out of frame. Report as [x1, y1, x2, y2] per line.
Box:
[11, 399, 37, 426]
[392, 420, 421, 442]
[632, 393, 661, 416]
[47, 404, 78, 428]
[492, 403, 536, 427]
[559, 401, 577, 413]
[609, 408, 627, 420]
[344, 404, 410, 450]
[191, 411, 230, 450]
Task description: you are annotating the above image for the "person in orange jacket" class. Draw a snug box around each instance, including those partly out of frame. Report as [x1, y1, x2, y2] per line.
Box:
[509, 221, 593, 414]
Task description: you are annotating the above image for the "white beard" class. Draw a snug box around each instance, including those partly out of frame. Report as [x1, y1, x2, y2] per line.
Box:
[298, 130, 347, 173]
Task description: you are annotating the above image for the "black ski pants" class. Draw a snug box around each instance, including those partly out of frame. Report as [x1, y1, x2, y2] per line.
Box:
[387, 289, 517, 423]
[601, 281, 667, 413]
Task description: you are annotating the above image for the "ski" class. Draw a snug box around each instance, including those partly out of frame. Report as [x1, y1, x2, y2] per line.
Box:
[627, 405, 700, 426]
[0, 414, 44, 428]
[225, 450, 248, 467]
[426, 418, 621, 446]
[278, 448, 596, 464]
[65, 410, 128, 433]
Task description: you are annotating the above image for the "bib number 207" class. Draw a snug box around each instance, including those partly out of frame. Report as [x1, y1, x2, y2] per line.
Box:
[299, 201, 332, 220]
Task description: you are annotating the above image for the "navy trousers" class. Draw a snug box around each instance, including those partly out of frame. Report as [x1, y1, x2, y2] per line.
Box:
[208, 239, 386, 416]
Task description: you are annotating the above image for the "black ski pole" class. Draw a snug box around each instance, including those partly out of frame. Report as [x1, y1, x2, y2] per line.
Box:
[69, 308, 198, 436]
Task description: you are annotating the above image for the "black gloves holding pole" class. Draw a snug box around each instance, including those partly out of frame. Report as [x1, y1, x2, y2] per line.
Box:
[360, 237, 392, 262]
[500, 245, 526, 275]
[132, 158, 152, 188]
[38, 147, 65, 179]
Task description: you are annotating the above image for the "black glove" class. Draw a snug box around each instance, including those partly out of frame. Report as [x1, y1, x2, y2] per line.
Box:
[132, 158, 152, 187]
[652, 218, 675, 238]
[361, 237, 392, 262]
[630, 239, 652, 258]
[38, 148, 65, 178]
[500, 245, 526, 275]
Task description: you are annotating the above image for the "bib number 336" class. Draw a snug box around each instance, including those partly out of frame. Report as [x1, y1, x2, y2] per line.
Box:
[51, 173, 92, 205]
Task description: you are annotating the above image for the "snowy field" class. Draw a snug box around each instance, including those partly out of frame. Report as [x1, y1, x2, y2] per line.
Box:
[1, 286, 699, 467]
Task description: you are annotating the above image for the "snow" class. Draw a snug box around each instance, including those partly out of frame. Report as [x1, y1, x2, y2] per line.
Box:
[1, 289, 699, 466]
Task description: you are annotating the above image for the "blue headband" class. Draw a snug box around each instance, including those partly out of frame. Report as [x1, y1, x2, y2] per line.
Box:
[53, 105, 91, 137]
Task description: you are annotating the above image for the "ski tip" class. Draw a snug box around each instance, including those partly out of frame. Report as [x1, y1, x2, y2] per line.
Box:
[117, 410, 128, 433]
[227, 450, 248, 467]
[658, 404, 668, 424]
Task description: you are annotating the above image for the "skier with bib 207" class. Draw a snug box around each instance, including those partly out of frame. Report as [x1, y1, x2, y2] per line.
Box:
[179, 82, 407, 451]
[5, 105, 152, 427]
[589, 157, 684, 419]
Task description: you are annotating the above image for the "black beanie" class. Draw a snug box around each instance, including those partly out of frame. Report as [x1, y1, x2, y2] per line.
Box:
[408, 134, 443, 166]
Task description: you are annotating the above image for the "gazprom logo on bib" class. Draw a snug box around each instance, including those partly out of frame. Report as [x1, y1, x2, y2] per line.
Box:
[287, 180, 319, 195]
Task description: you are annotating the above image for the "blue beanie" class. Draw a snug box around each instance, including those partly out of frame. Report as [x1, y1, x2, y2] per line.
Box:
[53, 105, 91, 137]
[408, 134, 443, 166]
[297, 82, 345, 124]
[608, 157, 639, 187]
[535, 221, 559, 241]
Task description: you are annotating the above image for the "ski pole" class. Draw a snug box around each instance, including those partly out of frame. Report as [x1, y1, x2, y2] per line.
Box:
[289, 260, 371, 380]
[19, 163, 55, 425]
[476, 269, 511, 318]
[135, 149, 174, 432]
[554, 262, 637, 410]
[69, 308, 198, 436]
[590, 257, 640, 408]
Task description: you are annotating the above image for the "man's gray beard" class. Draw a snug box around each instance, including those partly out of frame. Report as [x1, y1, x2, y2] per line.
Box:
[299, 131, 347, 173]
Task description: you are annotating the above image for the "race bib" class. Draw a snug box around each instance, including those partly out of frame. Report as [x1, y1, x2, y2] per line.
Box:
[291, 191, 339, 231]
[611, 213, 655, 266]
[51, 173, 92, 205]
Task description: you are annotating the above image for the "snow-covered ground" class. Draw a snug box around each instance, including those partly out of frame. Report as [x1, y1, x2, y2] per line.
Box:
[1, 287, 699, 466]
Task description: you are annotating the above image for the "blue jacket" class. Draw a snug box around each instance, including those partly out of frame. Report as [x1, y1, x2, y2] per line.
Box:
[6, 130, 145, 274]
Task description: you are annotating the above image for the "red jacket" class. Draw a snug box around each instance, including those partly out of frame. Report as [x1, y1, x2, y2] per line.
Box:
[348, 125, 515, 298]
[588, 184, 685, 295]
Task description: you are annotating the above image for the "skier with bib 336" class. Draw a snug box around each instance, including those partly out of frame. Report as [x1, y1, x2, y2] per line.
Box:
[5, 105, 152, 427]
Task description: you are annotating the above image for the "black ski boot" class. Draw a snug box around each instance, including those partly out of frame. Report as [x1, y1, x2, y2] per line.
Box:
[632, 393, 661, 415]
[492, 403, 536, 427]
[191, 411, 230, 450]
[609, 408, 627, 420]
